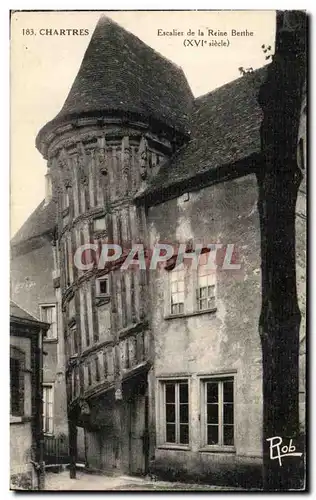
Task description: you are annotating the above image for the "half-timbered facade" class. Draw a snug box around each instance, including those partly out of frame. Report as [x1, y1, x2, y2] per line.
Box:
[11, 16, 306, 487]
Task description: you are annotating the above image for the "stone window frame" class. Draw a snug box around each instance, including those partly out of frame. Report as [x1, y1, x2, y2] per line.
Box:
[156, 376, 191, 451]
[169, 264, 185, 316]
[70, 324, 78, 357]
[95, 275, 110, 298]
[40, 303, 58, 340]
[62, 186, 70, 213]
[86, 360, 92, 387]
[196, 252, 217, 313]
[43, 384, 54, 435]
[93, 214, 106, 232]
[199, 373, 236, 453]
[164, 249, 217, 319]
[10, 346, 26, 420]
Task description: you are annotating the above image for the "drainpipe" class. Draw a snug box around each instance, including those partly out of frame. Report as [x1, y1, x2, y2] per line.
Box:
[37, 328, 45, 490]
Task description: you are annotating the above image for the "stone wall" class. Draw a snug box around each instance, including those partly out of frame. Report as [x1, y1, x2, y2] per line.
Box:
[10, 335, 35, 489]
[146, 173, 263, 486]
[11, 238, 68, 437]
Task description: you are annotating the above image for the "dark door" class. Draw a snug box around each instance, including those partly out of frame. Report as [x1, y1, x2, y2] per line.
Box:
[128, 380, 148, 475]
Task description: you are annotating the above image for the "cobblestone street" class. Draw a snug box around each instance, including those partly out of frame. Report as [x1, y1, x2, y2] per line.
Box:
[44, 470, 240, 491]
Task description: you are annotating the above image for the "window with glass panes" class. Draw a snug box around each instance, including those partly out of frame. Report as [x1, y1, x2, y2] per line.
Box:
[197, 252, 216, 311]
[203, 378, 234, 447]
[164, 380, 189, 445]
[40, 305, 57, 339]
[170, 265, 185, 315]
[43, 385, 54, 434]
[10, 357, 23, 416]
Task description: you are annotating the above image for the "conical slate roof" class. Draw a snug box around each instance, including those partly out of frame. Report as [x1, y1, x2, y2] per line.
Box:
[37, 16, 193, 146]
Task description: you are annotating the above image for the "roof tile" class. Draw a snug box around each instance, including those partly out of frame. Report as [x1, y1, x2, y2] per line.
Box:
[142, 66, 267, 197]
[37, 16, 194, 144]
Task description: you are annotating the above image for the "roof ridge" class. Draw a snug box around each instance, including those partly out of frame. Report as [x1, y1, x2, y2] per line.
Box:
[10, 300, 40, 322]
[194, 64, 268, 103]
[141, 65, 268, 200]
[11, 198, 57, 248]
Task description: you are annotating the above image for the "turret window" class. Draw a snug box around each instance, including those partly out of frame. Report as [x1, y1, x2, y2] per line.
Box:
[87, 361, 92, 386]
[93, 216, 106, 231]
[96, 276, 109, 297]
[95, 356, 100, 382]
[62, 187, 70, 212]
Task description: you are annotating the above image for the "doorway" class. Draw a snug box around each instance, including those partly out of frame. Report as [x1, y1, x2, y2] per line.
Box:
[127, 376, 149, 476]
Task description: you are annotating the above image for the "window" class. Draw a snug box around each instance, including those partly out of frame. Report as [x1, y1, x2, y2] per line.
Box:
[40, 305, 57, 339]
[197, 252, 216, 311]
[43, 385, 54, 434]
[87, 361, 92, 386]
[62, 188, 70, 211]
[95, 356, 100, 382]
[162, 380, 189, 445]
[10, 356, 24, 416]
[73, 366, 80, 398]
[170, 265, 185, 315]
[96, 276, 109, 297]
[71, 326, 78, 356]
[201, 377, 234, 448]
[93, 216, 106, 231]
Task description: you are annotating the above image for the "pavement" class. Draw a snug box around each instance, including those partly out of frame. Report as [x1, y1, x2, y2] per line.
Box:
[44, 470, 239, 491]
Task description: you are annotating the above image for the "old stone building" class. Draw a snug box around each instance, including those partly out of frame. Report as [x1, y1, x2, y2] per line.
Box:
[10, 301, 48, 489]
[11, 16, 306, 487]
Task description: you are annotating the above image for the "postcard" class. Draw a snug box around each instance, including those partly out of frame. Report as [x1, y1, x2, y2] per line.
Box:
[10, 10, 307, 491]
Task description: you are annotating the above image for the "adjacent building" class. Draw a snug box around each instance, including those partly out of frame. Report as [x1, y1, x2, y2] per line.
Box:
[11, 16, 306, 488]
[10, 301, 48, 490]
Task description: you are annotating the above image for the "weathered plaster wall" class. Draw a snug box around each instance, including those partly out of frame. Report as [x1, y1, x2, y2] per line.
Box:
[11, 237, 56, 318]
[147, 173, 263, 485]
[10, 336, 33, 481]
[11, 239, 68, 436]
[10, 421, 33, 475]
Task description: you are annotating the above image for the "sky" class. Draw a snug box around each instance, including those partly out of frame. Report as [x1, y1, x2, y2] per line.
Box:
[10, 10, 276, 236]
